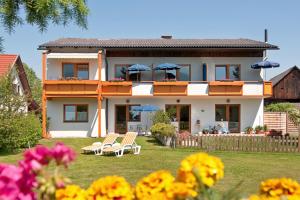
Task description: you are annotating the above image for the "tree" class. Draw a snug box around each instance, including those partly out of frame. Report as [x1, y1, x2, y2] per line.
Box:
[23, 63, 42, 106]
[0, 0, 89, 51]
[0, 73, 41, 151]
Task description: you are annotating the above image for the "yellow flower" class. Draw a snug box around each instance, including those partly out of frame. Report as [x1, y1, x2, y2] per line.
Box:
[260, 178, 300, 197]
[56, 185, 87, 200]
[135, 170, 175, 200]
[166, 182, 197, 200]
[177, 153, 224, 188]
[87, 176, 134, 200]
[246, 178, 300, 200]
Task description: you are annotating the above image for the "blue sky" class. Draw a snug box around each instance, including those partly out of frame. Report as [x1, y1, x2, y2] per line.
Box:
[1, 0, 299, 79]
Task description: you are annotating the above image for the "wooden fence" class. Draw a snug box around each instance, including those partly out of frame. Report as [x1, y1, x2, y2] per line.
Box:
[174, 135, 300, 153]
[264, 112, 300, 135]
[264, 112, 287, 134]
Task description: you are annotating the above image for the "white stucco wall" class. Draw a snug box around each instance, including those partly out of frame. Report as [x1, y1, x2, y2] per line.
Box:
[46, 58, 99, 80]
[106, 97, 264, 135]
[106, 57, 263, 81]
[47, 98, 106, 138]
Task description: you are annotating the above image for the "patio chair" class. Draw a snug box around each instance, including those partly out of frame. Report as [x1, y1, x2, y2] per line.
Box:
[102, 132, 141, 157]
[81, 133, 119, 155]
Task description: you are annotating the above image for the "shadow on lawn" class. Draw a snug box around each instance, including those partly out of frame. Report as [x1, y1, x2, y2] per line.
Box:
[144, 137, 164, 147]
[0, 149, 22, 156]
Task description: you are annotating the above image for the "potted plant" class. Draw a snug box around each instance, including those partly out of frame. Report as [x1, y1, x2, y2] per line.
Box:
[202, 128, 209, 135]
[245, 126, 253, 134]
[263, 124, 269, 135]
[254, 125, 264, 134]
[150, 123, 176, 146]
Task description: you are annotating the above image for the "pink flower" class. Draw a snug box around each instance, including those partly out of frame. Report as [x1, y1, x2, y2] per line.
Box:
[0, 164, 36, 200]
[52, 143, 76, 167]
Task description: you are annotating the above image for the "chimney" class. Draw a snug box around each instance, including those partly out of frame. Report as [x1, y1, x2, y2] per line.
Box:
[264, 29, 268, 43]
[161, 35, 172, 39]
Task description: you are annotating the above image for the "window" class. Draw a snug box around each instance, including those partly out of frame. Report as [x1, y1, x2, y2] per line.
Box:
[62, 63, 89, 79]
[128, 105, 141, 122]
[215, 64, 240, 80]
[154, 64, 191, 81]
[178, 65, 191, 81]
[64, 104, 88, 122]
[115, 65, 129, 80]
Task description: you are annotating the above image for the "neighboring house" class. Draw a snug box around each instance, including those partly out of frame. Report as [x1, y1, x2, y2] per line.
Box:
[267, 66, 300, 103]
[38, 37, 278, 138]
[0, 54, 37, 112]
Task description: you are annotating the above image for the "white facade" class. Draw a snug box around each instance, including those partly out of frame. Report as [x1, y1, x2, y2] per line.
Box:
[44, 50, 269, 138]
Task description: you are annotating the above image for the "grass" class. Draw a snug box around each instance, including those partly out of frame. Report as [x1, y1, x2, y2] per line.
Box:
[1, 137, 300, 197]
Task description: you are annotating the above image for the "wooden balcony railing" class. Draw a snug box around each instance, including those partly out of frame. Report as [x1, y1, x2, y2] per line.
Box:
[263, 81, 273, 96]
[44, 80, 99, 97]
[101, 81, 132, 96]
[208, 81, 244, 96]
[153, 81, 188, 96]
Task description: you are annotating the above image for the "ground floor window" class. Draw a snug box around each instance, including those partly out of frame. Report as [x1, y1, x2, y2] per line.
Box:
[64, 104, 88, 122]
[215, 104, 240, 133]
[165, 104, 191, 132]
[115, 104, 141, 134]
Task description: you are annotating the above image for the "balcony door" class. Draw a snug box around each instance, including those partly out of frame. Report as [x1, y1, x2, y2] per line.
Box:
[215, 104, 240, 133]
[115, 105, 141, 134]
[166, 104, 191, 132]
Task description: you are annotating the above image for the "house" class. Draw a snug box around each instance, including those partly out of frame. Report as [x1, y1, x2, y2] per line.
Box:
[38, 36, 278, 138]
[267, 66, 300, 103]
[0, 54, 37, 112]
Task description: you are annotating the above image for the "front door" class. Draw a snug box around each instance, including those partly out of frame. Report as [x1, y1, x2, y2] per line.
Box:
[215, 104, 240, 133]
[166, 104, 191, 132]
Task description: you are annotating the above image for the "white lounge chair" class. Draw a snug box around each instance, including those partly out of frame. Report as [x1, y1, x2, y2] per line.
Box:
[81, 133, 119, 155]
[102, 132, 141, 157]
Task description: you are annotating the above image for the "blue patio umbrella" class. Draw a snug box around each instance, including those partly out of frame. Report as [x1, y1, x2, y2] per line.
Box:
[154, 63, 181, 80]
[154, 63, 181, 70]
[128, 64, 151, 72]
[127, 64, 151, 81]
[251, 61, 280, 69]
[131, 105, 159, 112]
[251, 60, 280, 80]
[131, 105, 160, 134]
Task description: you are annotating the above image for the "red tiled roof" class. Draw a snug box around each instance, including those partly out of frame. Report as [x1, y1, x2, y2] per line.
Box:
[0, 54, 18, 76]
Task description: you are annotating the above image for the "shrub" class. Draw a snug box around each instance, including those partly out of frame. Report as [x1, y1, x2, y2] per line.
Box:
[0, 113, 41, 151]
[245, 126, 253, 134]
[150, 123, 176, 137]
[151, 110, 171, 125]
[265, 103, 300, 126]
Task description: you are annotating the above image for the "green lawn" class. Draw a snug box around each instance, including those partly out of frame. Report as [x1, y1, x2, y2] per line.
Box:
[1, 137, 300, 197]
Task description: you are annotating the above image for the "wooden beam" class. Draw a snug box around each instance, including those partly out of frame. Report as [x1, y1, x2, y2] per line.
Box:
[42, 52, 47, 138]
[98, 95, 102, 137]
[42, 52, 47, 83]
[42, 94, 47, 138]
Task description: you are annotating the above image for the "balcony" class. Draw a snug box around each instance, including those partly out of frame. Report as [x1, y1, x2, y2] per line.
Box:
[44, 80, 99, 97]
[153, 81, 188, 96]
[263, 81, 273, 96]
[101, 81, 132, 96]
[208, 81, 244, 96]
